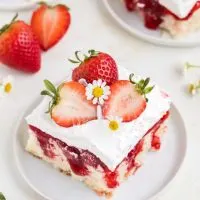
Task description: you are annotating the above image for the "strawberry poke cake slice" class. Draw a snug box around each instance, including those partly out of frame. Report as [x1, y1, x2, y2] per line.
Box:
[124, 0, 200, 37]
[25, 50, 171, 198]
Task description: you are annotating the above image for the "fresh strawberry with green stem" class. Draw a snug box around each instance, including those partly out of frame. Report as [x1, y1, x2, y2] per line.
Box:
[70, 50, 119, 86]
[41, 80, 97, 128]
[103, 74, 154, 122]
[31, 3, 71, 51]
[0, 14, 41, 73]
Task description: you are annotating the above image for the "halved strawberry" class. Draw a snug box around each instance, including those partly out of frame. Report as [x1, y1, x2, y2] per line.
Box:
[31, 3, 71, 51]
[41, 80, 97, 127]
[102, 80, 147, 122]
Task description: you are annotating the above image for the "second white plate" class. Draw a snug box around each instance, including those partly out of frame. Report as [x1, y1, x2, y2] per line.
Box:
[0, 0, 55, 11]
[0, 0, 36, 11]
[13, 99, 187, 200]
[102, 0, 200, 47]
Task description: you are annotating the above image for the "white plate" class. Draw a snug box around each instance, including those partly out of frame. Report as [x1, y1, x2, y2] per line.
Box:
[0, 0, 54, 11]
[0, 0, 36, 11]
[13, 98, 187, 200]
[102, 0, 200, 47]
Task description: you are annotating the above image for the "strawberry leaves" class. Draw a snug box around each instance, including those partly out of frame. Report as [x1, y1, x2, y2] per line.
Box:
[41, 80, 61, 114]
[0, 13, 18, 35]
[129, 73, 154, 102]
[68, 50, 99, 64]
[0, 193, 6, 200]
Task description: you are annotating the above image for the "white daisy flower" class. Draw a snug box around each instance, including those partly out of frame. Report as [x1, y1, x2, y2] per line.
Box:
[85, 79, 111, 105]
[0, 75, 14, 98]
[107, 116, 123, 131]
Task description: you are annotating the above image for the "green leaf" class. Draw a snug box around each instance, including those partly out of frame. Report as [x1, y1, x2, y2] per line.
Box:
[41, 90, 54, 97]
[75, 51, 82, 62]
[45, 100, 52, 114]
[12, 13, 18, 23]
[44, 80, 57, 95]
[143, 78, 150, 89]
[88, 49, 95, 54]
[57, 83, 64, 93]
[0, 193, 6, 200]
[68, 58, 80, 64]
[129, 73, 135, 83]
[0, 13, 18, 35]
[138, 79, 145, 89]
[88, 49, 99, 57]
[144, 86, 154, 94]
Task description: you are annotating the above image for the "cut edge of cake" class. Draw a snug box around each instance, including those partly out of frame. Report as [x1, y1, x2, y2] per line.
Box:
[25, 116, 168, 198]
[161, 9, 200, 37]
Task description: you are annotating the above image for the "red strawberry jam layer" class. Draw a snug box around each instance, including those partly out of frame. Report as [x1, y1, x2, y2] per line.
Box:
[29, 111, 169, 189]
[124, 0, 200, 29]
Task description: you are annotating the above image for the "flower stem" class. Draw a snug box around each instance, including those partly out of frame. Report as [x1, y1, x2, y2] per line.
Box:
[97, 105, 102, 120]
[185, 62, 200, 69]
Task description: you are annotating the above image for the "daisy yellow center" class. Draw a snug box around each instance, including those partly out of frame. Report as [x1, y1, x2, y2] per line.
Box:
[4, 83, 12, 93]
[109, 120, 119, 131]
[92, 87, 103, 98]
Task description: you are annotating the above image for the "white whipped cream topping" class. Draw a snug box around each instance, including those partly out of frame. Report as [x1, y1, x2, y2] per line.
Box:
[159, 0, 197, 18]
[26, 67, 171, 171]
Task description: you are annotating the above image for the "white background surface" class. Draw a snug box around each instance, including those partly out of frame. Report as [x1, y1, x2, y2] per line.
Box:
[0, 0, 200, 199]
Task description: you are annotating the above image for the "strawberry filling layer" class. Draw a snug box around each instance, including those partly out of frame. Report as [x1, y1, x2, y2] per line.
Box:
[124, 0, 200, 29]
[29, 111, 169, 189]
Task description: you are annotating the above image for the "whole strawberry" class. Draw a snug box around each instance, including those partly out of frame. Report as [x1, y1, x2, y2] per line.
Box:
[0, 14, 41, 73]
[70, 50, 119, 86]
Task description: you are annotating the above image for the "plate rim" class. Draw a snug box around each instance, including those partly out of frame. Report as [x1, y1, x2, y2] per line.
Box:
[0, 2, 36, 11]
[13, 100, 188, 200]
[102, 0, 200, 48]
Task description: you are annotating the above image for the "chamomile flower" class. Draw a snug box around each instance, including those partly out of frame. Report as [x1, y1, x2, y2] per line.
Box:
[188, 82, 200, 96]
[107, 116, 122, 131]
[85, 79, 111, 105]
[0, 75, 14, 98]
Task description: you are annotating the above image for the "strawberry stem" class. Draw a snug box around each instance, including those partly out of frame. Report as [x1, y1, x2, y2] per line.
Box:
[185, 62, 200, 69]
[41, 79, 61, 115]
[0, 13, 18, 35]
[68, 50, 100, 64]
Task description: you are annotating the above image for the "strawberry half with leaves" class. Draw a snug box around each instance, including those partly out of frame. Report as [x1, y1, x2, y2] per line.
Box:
[103, 74, 154, 122]
[41, 80, 97, 127]
[0, 14, 41, 73]
[31, 3, 71, 51]
[70, 50, 118, 86]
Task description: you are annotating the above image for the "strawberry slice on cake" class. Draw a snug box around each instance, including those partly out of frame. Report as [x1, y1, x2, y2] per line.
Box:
[102, 78, 154, 122]
[41, 80, 97, 127]
[25, 50, 171, 198]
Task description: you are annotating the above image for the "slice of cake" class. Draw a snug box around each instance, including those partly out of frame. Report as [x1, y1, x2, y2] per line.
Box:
[25, 50, 171, 198]
[123, 0, 200, 37]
